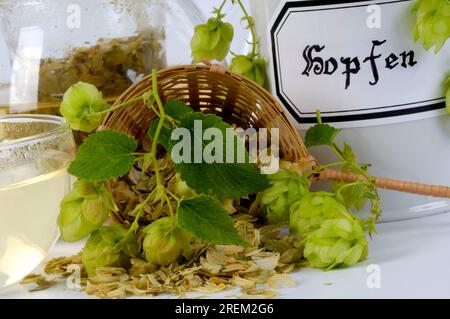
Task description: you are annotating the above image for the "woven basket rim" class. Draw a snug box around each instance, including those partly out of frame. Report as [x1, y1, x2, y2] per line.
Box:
[100, 63, 450, 200]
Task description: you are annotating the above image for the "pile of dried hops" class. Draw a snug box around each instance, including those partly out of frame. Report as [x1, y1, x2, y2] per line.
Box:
[22, 142, 309, 298]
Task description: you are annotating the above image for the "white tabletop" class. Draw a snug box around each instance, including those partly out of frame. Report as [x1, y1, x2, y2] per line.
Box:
[1, 211, 450, 299]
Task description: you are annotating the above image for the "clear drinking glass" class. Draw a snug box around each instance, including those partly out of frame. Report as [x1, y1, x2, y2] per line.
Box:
[0, 114, 75, 289]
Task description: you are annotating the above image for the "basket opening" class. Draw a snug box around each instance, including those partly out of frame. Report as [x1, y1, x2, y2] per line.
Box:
[103, 65, 310, 162]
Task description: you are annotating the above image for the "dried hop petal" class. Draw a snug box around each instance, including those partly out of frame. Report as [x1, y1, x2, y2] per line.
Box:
[60, 82, 110, 133]
[58, 180, 115, 242]
[259, 170, 309, 225]
[143, 217, 193, 266]
[290, 192, 349, 238]
[191, 17, 234, 62]
[413, 0, 450, 53]
[229, 54, 268, 88]
[303, 217, 369, 270]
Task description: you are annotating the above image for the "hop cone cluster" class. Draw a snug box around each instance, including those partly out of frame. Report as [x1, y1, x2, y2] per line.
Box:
[229, 54, 268, 87]
[303, 217, 369, 270]
[190, 17, 234, 62]
[143, 217, 193, 266]
[259, 170, 309, 225]
[289, 192, 369, 270]
[60, 82, 110, 133]
[289, 192, 349, 238]
[413, 0, 450, 53]
[58, 180, 115, 242]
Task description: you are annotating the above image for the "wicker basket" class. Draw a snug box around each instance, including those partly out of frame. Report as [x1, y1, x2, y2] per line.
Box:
[101, 64, 450, 203]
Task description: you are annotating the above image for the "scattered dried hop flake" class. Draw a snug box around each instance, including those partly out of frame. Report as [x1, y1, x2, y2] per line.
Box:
[39, 157, 306, 299]
[20, 274, 57, 292]
[44, 253, 83, 278]
[41, 218, 303, 299]
[235, 289, 278, 299]
[267, 274, 296, 289]
[232, 275, 257, 290]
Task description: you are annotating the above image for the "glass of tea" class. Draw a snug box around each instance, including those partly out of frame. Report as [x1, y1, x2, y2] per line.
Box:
[0, 114, 75, 289]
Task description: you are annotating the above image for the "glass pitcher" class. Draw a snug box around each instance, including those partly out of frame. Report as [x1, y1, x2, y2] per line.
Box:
[0, 0, 203, 115]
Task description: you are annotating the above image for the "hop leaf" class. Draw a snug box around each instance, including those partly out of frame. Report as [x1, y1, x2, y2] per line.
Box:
[289, 192, 350, 238]
[142, 217, 193, 266]
[303, 216, 369, 270]
[148, 108, 270, 199]
[412, 0, 450, 53]
[259, 170, 310, 225]
[191, 18, 234, 62]
[60, 82, 110, 133]
[229, 54, 268, 87]
[82, 224, 139, 275]
[304, 124, 341, 148]
[58, 180, 115, 242]
[68, 130, 138, 182]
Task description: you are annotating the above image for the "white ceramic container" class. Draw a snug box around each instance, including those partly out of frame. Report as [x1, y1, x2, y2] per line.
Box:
[250, 0, 450, 222]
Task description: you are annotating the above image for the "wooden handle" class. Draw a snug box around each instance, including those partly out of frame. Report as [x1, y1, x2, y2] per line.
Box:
[317, 168, 450, 199]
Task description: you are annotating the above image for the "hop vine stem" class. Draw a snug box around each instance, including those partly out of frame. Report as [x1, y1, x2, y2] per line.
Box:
[235, 0, 258, 57]
[126, 188, 157, 235]
[150, 70, 165, 190]
[216, 0, 227, 19]
[122, 69, 176, 237]
[96, 95, 143, 116]
[313, 109, 381, 230]
[149, 70, 177, 220]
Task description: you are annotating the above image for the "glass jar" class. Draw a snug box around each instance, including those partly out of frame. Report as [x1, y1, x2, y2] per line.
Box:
[0, 0, 203, 115]
[0, 114, 75, 288]
[251, 0, 450, 222]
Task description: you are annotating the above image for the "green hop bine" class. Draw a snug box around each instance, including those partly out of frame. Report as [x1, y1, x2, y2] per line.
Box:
[259, 169, 309, 225]
[142, 217, 193, 266]
[303, 217, 369, 270]
[190, 17, 234, 62]
[58, 180, 116, 242]
[82, 224, 139, 275]
[229, 54, 268, 88]
[289, 192, 351, 238]
[413, 0, 450, 53]
[60, 82, 110, 133]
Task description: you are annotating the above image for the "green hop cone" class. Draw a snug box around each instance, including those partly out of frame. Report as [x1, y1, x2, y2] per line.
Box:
[191, 17, 234, 62]
[174, 173, 195, 198]
[60, 82, 110, 133]
[259, 170, 309, 225]
[82, 224, 139, 275]
[229, 54, 268, 88]
[289, 192, 351, 238]
[303, 216, 369, 270]
[332, 182, 370, 211]
[58, 180, 115, 242]
[143, 217, 193, 266]
[413, 0, 450, 53]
